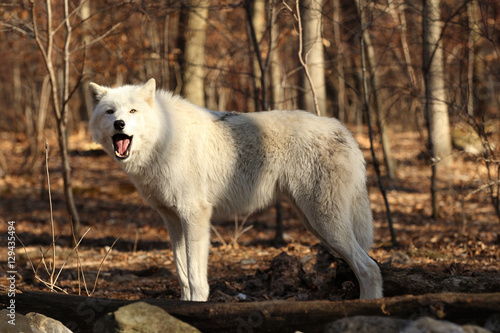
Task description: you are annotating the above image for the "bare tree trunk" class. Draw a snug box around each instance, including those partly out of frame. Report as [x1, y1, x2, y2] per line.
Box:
[62, 0, 80, 234]
[162, 15, 171, 90]
[269, 1, 285, 244]
[358, 0, 397, 246]
[15, 51, 34, 172]
[34, 75, 50, 175]
[247, 0, 285, 244]
[467, 0, 478, 117]
[182, 0, 210, 107]
[38, 76, 50, 198]
[388, 0, 419, 94]
[250, 0, 267, 111]
[299, 0, 327, 116]
[78, 0, 92, 123]
[332, 0, 345, 122]
[13, 48, 22, 122]
[270, 4, 282, 111]
[32, 0, 81, 234]
[422, 0, 453, 218]
[388, 0, 424, 137]
[354, 0, 396, 180]
[467, 0, 487, 119]
[422, 0, 452, 165]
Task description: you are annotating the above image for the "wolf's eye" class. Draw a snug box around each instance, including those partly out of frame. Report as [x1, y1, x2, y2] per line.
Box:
[106, 109, 114, 114]
[130, 109, 137, 114]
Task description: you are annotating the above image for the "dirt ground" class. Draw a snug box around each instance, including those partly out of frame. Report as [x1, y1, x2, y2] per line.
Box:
[0, 126, 499, 302]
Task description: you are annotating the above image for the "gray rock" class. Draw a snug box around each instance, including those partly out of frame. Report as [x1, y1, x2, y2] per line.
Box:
[401, 317, 465, 333]
[461, 325, 493, 333]
[485, 313, 500, 333]
[94, 301, 201, 333]
[26, 313, 72, 333]
[325, 316, 492, 333]
[325, 315, 409, 333]
[0, 309, 33, 333]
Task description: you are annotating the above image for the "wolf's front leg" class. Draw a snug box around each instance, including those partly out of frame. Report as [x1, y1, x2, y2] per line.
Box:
[161, 211, 191, 300]
[183, 204, 212, 301]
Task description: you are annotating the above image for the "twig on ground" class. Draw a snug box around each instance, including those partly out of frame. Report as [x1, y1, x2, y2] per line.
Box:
[45, 140, 57, 290]
[232, 214, 253, 248]
[211, 225, 228, 248]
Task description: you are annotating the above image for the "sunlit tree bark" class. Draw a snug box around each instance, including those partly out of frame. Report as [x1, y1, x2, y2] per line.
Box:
[300, 0, 327, 116]
[332, 0, 345, 122]
[422, 0, 453, 217]
[182, 0, 210, 107]
[270, 6, 282, 111]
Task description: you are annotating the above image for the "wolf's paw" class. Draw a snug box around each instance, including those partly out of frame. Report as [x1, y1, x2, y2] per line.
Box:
[190, 284, 209, 302]
[180, 287, 191, 301]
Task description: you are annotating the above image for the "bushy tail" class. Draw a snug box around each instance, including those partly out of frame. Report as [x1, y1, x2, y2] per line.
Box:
[351, 188, 374, 252]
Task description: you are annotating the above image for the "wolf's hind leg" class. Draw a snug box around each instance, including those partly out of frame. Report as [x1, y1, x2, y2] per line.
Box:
[315, 220, 382, 299]
[295, 202, 382, 299]
[336, 236, 383, 299]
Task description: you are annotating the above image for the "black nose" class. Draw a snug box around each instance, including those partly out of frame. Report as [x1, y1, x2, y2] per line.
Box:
[114, 120, 125, 130]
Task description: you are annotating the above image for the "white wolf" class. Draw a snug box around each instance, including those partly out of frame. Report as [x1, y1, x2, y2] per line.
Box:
[89, 78, 383, 301]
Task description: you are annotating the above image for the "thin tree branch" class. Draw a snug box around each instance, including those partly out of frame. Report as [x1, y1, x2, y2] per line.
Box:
[51, 0, 87, 36]
[359, 0, 397, 246]
[44, 141, 56, 291]
[32, 0, 62, 121]
[70, 21, 123, 54]
[62, 0, 72, 127]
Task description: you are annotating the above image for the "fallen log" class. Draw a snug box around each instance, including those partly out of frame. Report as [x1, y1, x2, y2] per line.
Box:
[381, 266, 500, 296]
[1, 291, 499, 333]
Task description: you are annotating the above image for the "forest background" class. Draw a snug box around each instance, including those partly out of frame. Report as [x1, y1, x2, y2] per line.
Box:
[0, 0, 499, 313]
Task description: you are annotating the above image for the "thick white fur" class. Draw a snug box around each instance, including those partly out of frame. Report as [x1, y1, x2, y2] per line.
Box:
[89, 78, 383, 301]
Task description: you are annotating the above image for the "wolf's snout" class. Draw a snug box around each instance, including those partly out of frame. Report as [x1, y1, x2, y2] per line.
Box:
[114, 120, 125, 130]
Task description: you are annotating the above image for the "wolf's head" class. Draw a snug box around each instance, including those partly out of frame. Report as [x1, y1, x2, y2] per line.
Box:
[89, 78, 159, 165]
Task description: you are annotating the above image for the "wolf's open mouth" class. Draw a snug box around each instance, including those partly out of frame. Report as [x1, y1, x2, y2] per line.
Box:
[112, 134, 133, 159]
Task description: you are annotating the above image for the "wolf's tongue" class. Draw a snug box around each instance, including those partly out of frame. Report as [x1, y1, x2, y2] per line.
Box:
[116, 138, 130, 155]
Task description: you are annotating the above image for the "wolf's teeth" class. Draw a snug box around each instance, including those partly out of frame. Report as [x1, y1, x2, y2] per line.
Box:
[114, 150, 130, 158]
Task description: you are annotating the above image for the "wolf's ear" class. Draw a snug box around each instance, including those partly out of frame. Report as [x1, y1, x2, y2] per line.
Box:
[89, 82, 108, 108]
[140, 78, 156, 107]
